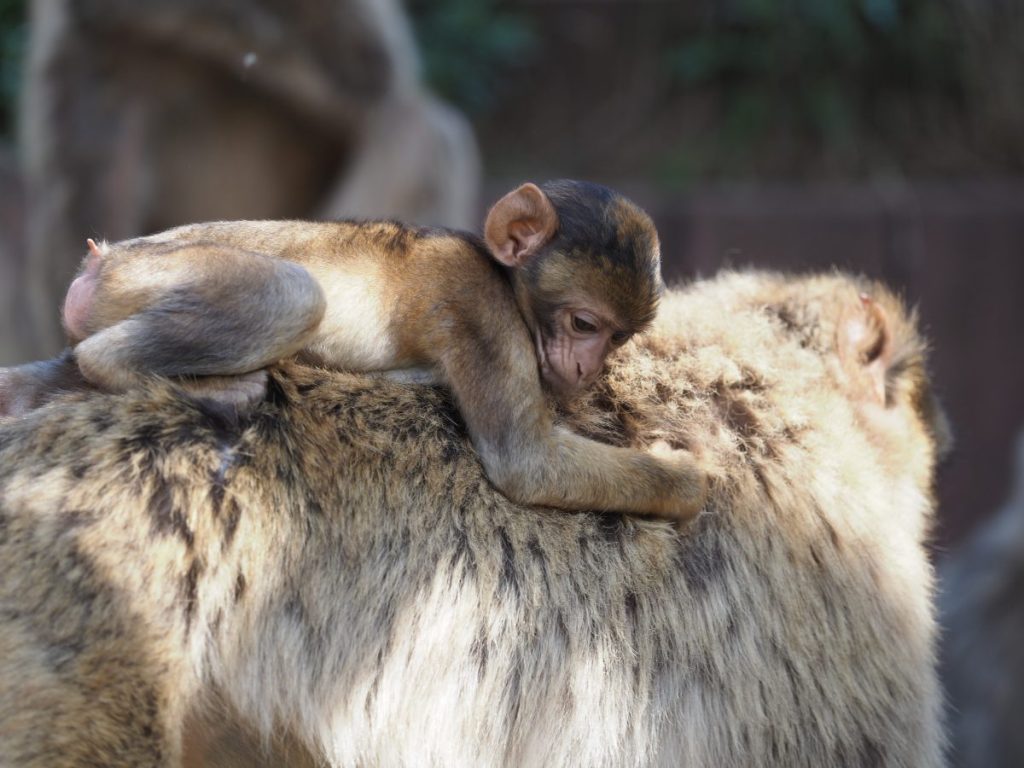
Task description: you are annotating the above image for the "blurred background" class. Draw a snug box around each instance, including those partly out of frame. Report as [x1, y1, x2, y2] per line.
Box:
[0, 1, 1021, 764]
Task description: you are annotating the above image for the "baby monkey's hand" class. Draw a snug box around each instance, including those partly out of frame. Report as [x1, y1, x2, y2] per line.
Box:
[647, 439, 708, 522]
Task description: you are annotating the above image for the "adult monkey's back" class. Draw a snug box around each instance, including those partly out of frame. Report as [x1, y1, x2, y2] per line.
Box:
[0, 273, 948, 767]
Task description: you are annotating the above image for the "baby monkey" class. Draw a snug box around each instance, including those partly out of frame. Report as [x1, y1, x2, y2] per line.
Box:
[15, 180, 706, 520]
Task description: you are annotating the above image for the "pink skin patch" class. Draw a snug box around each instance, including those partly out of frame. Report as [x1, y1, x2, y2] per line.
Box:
[540, 329, 611, 398]
[63, 241, 104, 343]
[537, 306, 625, 399]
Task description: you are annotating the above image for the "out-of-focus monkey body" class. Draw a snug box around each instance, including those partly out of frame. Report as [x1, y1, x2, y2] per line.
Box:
[50, 182, 705, 520]
[19, 0, 479, 356]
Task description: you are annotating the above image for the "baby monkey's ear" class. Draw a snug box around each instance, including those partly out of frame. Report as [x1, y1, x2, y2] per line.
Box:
[484, 182, 559, 268]
[837, 293, 892, 405]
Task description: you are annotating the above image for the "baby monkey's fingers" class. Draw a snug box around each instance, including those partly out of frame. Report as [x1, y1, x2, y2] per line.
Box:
[648, 440, 708, 522]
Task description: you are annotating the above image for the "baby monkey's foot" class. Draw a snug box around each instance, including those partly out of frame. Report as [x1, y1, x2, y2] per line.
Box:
[0, 367, 32, 418]
[649, 440, 709, 522]
[0, 355, 94, 418]
[175, 370, 269, 411]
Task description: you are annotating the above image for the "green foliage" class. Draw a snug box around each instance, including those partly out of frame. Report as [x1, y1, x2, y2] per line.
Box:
[408, 0, 537, 116]
[666, 0, 963, 167]
[0, 0, 25, 139]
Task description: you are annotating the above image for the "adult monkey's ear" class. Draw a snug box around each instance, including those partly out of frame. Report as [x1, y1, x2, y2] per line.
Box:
[837, 293, 892, 405]
[484, 183, 559, 268]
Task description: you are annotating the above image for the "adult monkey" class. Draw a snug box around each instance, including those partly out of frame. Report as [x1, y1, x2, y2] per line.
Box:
[0, 273, 949, 767]
[19, 0, 479, 356]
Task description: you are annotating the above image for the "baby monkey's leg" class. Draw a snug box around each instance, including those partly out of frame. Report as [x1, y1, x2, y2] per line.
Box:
[68, 241, 327, 402]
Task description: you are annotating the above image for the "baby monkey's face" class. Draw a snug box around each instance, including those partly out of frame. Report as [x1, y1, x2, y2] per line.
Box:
[535, 301, 631, 400]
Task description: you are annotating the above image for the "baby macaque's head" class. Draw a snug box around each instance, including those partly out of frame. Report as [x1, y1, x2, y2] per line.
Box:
[483, 180, 662, 401]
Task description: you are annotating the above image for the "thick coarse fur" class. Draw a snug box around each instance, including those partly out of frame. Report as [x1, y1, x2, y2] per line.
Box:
[19, 0, 479, 355]
[0, 272, 946, 767]
[940, 430, 1024, 768]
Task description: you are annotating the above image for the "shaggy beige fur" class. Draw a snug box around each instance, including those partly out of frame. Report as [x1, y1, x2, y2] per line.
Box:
[0, 272, 947, 767]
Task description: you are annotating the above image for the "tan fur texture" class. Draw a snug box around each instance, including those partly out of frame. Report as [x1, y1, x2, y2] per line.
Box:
[0, 272, 946, 767]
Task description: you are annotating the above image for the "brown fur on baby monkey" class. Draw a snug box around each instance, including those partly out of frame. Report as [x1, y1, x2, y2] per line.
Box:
[32, 180, 705, 520]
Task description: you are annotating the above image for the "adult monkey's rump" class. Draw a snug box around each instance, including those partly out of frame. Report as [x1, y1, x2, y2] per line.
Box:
[0, 273, 948, 768]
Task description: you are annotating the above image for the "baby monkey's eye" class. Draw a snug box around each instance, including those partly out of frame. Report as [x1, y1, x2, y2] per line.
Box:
[571, 314, 599, 334]
[611, 331, 630, 346]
